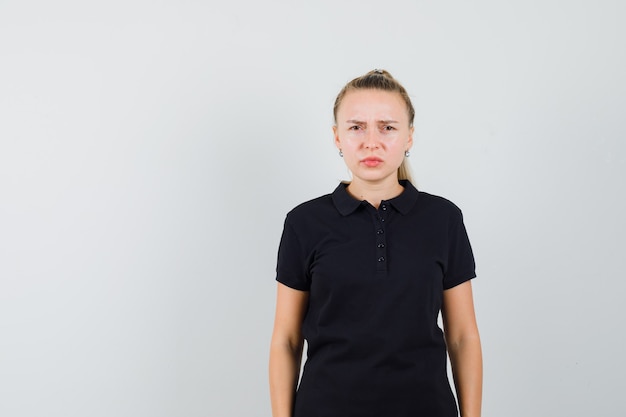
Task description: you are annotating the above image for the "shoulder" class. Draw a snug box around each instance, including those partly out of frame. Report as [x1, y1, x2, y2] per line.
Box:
[288, 193, 333, 214]
[416, 190, 463, 216]
[284, 193, 335, 225]
[409, 190, 469, 231]
[398, 180, 463, 218]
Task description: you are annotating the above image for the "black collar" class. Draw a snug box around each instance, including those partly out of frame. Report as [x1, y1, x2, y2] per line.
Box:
[331, 180, 419, 216]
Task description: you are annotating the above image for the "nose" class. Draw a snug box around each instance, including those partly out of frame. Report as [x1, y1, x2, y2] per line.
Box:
[364, 129, 380, 149]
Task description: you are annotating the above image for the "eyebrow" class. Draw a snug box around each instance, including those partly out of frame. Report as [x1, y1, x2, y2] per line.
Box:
[345, 119, 399, 124]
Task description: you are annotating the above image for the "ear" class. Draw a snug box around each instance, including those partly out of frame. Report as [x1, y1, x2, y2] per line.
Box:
[407, 125, 414, 150]
[333, 125, 341, 150]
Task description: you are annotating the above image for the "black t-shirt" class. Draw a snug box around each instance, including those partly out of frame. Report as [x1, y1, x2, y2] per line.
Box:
[276, 180, 476, 417]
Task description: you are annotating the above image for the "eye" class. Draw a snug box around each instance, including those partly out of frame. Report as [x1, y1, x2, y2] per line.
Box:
[349, 125, 362, 131]
[382, 125, 395, 131]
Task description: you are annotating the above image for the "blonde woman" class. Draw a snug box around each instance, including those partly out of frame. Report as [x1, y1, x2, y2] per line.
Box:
[270, 70, 482, 417]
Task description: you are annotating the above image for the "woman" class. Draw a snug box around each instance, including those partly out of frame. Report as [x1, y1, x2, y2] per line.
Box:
[269, 69, 482, 417]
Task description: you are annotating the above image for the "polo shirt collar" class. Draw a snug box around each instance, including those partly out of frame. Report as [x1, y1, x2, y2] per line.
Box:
[331, 180, 419, 216]
[390, 180, 419, 215]
[331, 182, 363, 216]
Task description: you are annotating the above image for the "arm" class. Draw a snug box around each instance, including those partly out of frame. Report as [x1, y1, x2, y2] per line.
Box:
[442, 280, 483, 417]
[269, 282, 309, 417]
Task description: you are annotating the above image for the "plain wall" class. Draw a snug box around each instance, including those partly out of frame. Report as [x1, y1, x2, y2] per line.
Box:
[1, 1, 624, 416]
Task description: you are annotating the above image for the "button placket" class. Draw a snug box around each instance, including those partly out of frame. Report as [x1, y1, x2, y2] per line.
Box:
[374, 202, 389, 272]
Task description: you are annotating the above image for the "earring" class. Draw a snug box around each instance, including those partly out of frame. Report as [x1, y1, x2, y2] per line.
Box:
[339, 149, 343, 157]
[405, 150, 410, 157]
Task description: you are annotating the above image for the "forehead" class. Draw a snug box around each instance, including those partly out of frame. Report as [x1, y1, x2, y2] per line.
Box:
[337, 89, 408, 120]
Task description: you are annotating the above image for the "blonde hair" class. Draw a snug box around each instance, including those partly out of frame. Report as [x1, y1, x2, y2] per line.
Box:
[333, 69, 415, 183]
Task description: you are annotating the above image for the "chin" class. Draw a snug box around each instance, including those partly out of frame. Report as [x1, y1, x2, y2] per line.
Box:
[353, 171, 396, 183]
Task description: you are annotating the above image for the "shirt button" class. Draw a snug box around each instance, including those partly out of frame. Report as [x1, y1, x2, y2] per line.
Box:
[377, 243, 385, 248]
[382, 205, 387, 211]
[378, 257, 385, 262]
[376, 229, 384, 235]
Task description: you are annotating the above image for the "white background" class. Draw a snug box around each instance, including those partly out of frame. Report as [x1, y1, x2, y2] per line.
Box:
[1, 1, 625, 416]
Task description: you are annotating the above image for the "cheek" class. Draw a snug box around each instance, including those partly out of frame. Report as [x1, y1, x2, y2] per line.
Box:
[339, 138, 364, 153]
[341, 132, 362, 144]
[383, 135, 405, 149]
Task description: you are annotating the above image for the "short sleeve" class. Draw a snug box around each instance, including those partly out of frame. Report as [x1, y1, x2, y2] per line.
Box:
[443, 208, 476, 290]
[275, 217, 311, 291]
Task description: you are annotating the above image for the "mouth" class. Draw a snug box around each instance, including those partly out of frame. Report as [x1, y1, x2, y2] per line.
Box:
[361, 157, 383, 167]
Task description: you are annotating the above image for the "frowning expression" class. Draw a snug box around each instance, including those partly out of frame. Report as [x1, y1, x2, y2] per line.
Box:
[333, 89, 413, 185]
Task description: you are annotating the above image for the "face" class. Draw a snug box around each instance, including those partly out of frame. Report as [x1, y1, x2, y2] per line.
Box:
[333, 89, 413, 186]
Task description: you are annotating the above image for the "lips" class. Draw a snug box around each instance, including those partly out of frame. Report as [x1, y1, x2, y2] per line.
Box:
[361, 157, 383, 167]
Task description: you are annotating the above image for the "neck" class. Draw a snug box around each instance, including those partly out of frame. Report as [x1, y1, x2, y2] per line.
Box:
[347, 177, 405, 209]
